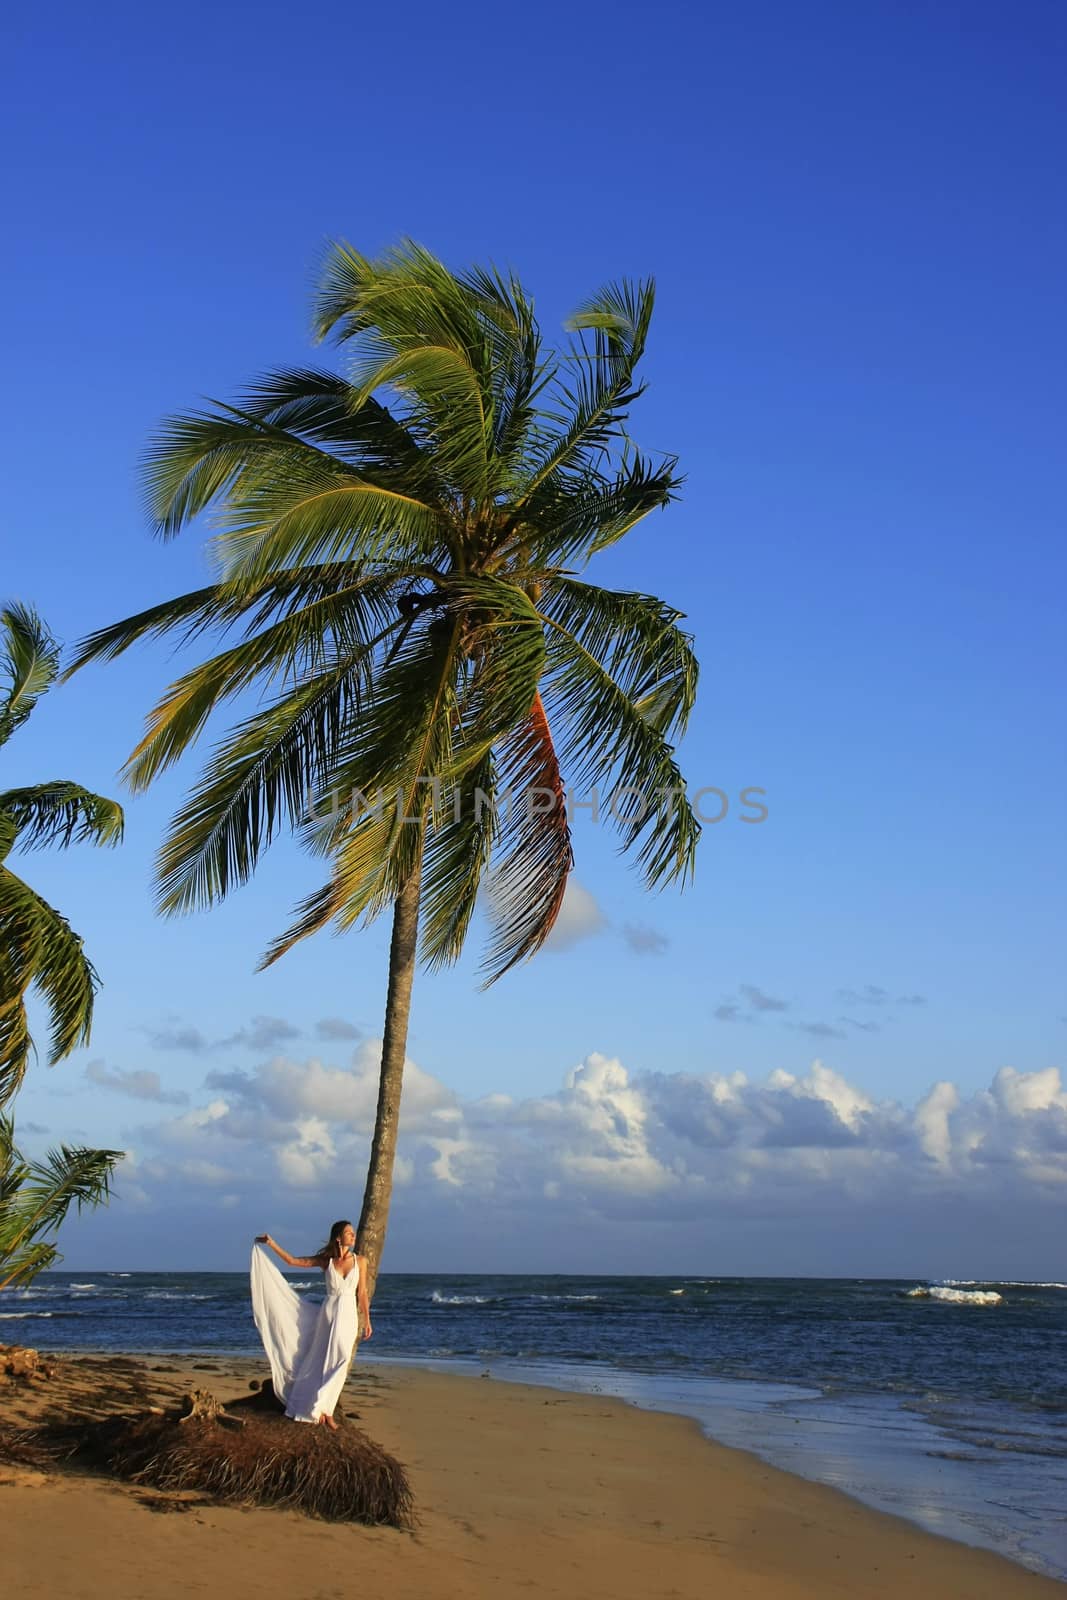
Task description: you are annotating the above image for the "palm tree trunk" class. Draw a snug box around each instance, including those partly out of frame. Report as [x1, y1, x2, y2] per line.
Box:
[356, 829, 425, 1304]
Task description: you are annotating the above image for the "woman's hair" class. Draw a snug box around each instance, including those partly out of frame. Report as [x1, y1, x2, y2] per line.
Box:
[319, 1218, 355, 1257]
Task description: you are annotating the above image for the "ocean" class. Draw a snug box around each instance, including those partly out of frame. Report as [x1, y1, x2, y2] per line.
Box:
[3, 1271, 1065, 1580]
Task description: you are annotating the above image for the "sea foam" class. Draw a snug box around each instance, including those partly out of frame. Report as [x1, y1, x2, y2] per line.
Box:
[944, 1279, 1067, 1290]
[907, 1286, 1003, 1306]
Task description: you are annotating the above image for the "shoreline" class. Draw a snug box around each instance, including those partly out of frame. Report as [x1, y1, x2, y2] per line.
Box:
[380, 1352, 1067, 1581]
[16, 1340, 1066, 1582]
[2, 1350, 1063, 1598]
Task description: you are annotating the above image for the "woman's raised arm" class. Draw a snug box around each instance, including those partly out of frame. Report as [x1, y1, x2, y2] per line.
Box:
[256, 1233, 323, 1269]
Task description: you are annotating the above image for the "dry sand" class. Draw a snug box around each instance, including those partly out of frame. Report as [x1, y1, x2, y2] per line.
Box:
[1, 1351, 1061, 1599]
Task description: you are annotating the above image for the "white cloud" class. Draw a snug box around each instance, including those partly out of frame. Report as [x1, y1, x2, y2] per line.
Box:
[992, 1065, 1066, 1116]
[789, 1062, 874, 1129]
[558, 1053, 674, 1192]
[914, 1080, 959, 1166]
[101, 1045, 1067, 1268]
[202, 1041, 454, 1135]
[277, 1117, 337, 1188]
[541, 878, 606, 951]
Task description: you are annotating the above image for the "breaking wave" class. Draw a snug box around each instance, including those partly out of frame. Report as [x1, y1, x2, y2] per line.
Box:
[943, 1279, 1067, 1291]
[907, 1286, 1003, 1306]
[145, 1291, 214, 1301]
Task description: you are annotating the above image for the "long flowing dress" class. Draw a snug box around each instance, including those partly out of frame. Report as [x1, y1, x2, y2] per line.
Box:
[250, 1244, 360, 1423]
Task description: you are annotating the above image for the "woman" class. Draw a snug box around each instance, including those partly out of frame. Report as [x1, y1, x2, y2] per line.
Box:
[251, 1220, 372, 1429]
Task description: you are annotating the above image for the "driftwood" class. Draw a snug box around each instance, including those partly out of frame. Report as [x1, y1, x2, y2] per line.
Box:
[177, 1388, 245, 1427]
[0, 1343, 55, 1381]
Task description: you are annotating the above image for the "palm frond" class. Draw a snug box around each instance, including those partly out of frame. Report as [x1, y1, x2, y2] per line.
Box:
[417, 750, 498, 969]
[153, 662, 362, 916]
[316, 240, 552, 499]
[0, 604, 60, 745]
[537, 614, 701, 889]
[120, 575, 402, 792]
[0, 1113, 120, 1288]
[256, 873, 345, 969]
[432, 575, 547, 770]
[315, 238, 490, 356]
[539, 578, 698, 740]
[22, 886, 99, 1066]
[0, 1240, 57, 1292]
[235, 369, 440, 483]
[480, 694, 573, 982]
[265, 610, 474, 966]
[316, 241, 544, 464]
[504, 451, 680, 568]
[0, 868, 99, 1102]
[565, 277, 657, 356]
[66, 584, 238, 674]
[514, 278, 657, 508]
[0, 868, 48, 1101]
[314, 613, 459, 825]
[144, 389, 445, 547]
[144, 405, 361, 539]
[305, 614, 465, 921]
[3, 1141, 121, 1245]
[1, 783, 124, 852]
[67, 564, 428, 677]
[211, 469, 445, 584]
[341, 344, 491, 502]
[453, 262, 552, 477]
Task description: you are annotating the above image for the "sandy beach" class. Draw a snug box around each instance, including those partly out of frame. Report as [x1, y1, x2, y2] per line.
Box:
[0, 1351, 1061, 1599]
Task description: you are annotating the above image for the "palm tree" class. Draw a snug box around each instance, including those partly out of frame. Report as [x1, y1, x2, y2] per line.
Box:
[0, 1112, 121, 1289]
[71, 242, 700, 1294]
[0, 605, 124, 1106]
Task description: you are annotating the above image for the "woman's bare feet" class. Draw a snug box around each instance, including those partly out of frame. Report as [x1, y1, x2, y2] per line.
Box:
[322, 1413, 339, 1431]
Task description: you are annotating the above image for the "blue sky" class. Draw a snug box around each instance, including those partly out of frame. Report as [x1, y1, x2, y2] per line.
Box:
[4, 1, 1065, 1273]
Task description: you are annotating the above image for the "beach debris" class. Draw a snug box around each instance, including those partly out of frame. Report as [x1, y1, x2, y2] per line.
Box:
[117, 1394, 413, 1525]
[0, 1387, 413, 1527]
[0, 1424, 56, 1470]
[0, 1343, 56, 1381]
[177, 1388, 245, 1427]
[134, 1491, 214, 1514]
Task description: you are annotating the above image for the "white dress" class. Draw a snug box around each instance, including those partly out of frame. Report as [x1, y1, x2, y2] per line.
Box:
[250, 1244, 360, 1423]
